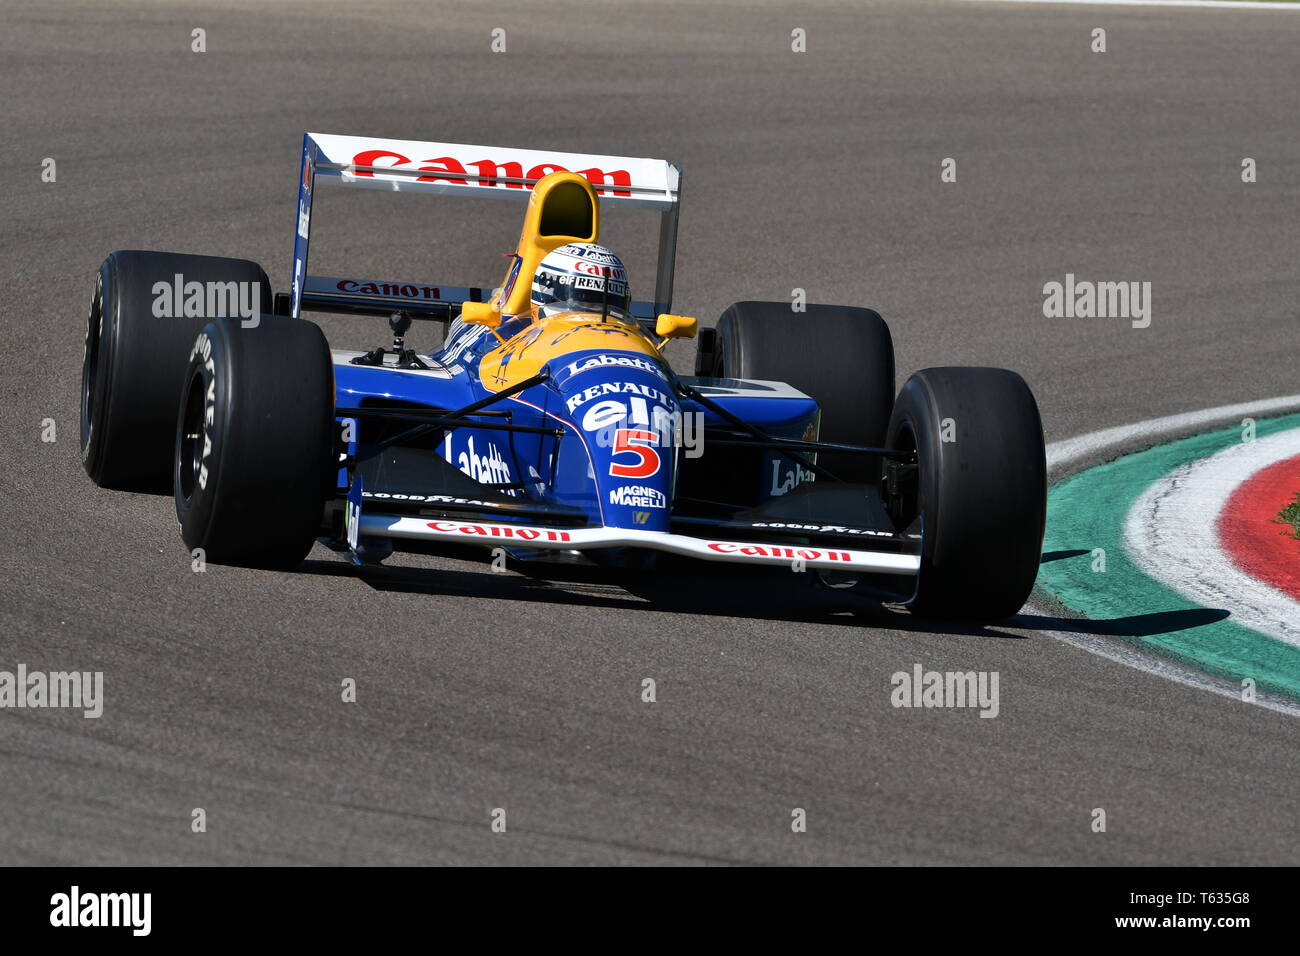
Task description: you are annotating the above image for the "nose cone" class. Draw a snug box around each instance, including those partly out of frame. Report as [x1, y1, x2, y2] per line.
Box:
[556, 352, 678, 531]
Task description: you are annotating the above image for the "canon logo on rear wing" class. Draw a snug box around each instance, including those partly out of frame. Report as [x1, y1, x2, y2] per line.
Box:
[303, 276, 491, 313]
[336, 279, 443, 300]
[351, 150, 634, 197]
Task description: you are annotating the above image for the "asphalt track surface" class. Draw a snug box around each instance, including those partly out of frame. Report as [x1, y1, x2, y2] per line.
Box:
[2, 0, 1298, 865]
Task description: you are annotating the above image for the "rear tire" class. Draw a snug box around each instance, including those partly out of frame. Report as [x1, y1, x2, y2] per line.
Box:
[81, 250, 272, 491]
[174, 315, 334, 569]
[883, 367, 1046, 621]
[706, 301, 894, 481]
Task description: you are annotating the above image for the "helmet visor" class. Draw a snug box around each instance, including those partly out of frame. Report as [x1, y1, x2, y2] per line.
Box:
[534, 268, 631, 320]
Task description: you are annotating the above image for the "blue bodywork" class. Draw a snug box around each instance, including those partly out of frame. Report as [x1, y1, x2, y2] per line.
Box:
[331, 316, 821, 552]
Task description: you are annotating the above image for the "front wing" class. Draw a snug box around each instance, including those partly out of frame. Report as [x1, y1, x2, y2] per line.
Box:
[357, 513, 921, 575]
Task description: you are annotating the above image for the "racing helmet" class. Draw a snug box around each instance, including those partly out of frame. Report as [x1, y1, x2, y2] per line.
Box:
[530, 243, 631, 320]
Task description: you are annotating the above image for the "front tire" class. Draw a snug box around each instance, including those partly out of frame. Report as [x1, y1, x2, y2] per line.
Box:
[883, 367, 1046, 621]
[175, 315, 335, 568]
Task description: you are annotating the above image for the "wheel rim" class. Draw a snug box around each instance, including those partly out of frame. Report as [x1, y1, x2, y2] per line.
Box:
[80, 276, 103, 448]
[884, 424, 920, 529]
[178, 370, 206, 502]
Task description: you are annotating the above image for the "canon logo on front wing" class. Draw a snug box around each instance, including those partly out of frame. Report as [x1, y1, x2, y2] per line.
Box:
[426, 521, 572, 543]
[351, 149, 633, 196]
[707, 542, 852, 561]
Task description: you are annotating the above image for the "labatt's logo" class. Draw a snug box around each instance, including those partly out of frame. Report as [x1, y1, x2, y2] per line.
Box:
[351, 149, 632, 197]
[771, 460, 815, 497]
[455, 435, 512, 487]
[770, 422, 819, 497]
[560, 353, 666, 383]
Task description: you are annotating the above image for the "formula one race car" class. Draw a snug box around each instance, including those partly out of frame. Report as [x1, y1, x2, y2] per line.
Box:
[80, 133, 1046, 621]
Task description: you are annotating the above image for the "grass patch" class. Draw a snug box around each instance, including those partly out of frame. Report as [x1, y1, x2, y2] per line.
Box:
[1278, 492, 1300, 538]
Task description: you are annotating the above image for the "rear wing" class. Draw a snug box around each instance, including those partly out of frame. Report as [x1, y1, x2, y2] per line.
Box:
[290, 132, 682, 320]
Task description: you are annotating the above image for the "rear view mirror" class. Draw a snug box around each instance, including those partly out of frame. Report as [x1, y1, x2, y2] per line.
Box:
[460, 301, 501, 328]
[655, 313, 698, 340]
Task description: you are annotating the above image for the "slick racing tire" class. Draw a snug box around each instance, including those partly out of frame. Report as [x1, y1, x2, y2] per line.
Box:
[174, 315, 334, 569]
[81, 250, 273, 491]
[705, 301, 894, 482]
[883, 367, 1046, 621]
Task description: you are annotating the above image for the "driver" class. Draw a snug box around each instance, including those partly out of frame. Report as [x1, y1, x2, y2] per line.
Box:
[529, 243, 632, 321]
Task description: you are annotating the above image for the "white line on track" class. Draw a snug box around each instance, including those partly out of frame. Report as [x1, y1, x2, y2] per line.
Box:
[1124, 428, 1300, 648]
[961, 0, 1300, 10]
[1033, 395, 1300, 717]
[1047, 394, 1300, 477]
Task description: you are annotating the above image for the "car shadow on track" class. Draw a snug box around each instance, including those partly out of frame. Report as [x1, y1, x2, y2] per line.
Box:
[295, 553, 1221, 641]
[301, 555, 899, 630]
[1009, 607, 1229, 638]
[1040, 549, 1091, 562]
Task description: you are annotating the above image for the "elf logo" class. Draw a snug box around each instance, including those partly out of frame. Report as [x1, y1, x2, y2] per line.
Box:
[50, 886, 151, 936]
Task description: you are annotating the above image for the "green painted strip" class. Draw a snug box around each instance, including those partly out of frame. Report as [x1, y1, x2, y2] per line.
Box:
[1040, 413, 1300, 701]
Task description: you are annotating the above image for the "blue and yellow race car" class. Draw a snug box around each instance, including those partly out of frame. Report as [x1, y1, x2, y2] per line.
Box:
[80, 133, 1046, 621]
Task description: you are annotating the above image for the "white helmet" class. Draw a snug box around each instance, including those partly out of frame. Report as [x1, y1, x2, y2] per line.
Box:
[530, 243, 631, 320]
